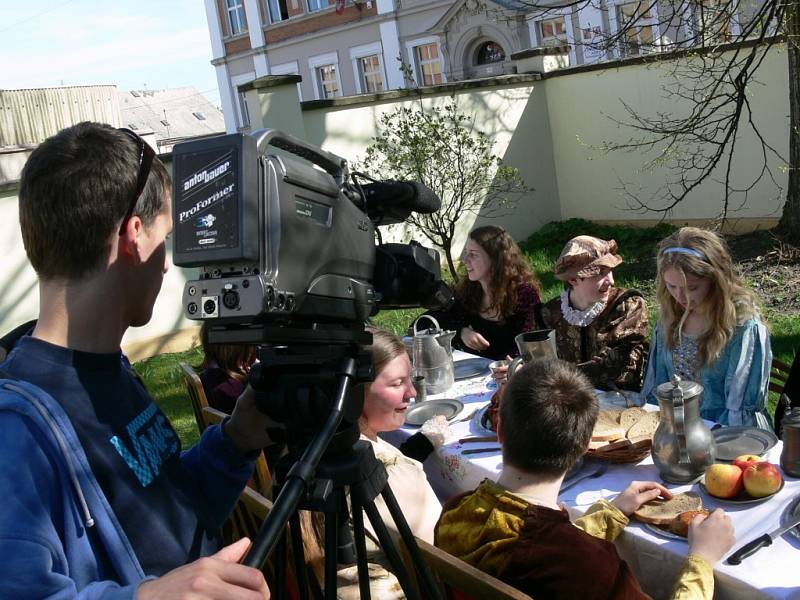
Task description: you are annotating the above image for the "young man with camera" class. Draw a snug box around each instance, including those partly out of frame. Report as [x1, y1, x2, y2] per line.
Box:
[0, 123, 272, 599]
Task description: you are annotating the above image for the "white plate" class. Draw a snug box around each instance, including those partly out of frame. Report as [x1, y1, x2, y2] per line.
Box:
[405, 398, 465, 426]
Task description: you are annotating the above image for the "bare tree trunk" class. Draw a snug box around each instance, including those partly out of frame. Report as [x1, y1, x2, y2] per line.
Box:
[442, 239, 458, 282]
[779, 0, 800, 243]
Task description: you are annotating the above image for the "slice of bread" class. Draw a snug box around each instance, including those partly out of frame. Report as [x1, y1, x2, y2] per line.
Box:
[633, 492, 702, 526]
[667, 509, 711, 537]
[592, 422, 626, 442]
[592, 410, 624, 441]
[626, 411, 660, 439]
[620, 407, 647, 431]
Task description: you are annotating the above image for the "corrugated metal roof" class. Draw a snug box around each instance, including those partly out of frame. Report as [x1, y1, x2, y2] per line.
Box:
[0, 85, 121, 147]
[118, 87, 225, 152]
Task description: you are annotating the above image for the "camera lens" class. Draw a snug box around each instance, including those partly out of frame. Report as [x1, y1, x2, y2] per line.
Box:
[276, 293, 286, 309]
[222, 290, 239, 309]
[203, 299, 217, 315]
[187, 302, 198, 315]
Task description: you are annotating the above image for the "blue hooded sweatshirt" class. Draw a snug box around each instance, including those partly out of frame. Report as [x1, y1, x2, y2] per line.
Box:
[0, 376, 254, 599]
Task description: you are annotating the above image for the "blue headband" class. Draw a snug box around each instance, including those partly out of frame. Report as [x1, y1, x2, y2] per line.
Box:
[661, 247, 710, 262]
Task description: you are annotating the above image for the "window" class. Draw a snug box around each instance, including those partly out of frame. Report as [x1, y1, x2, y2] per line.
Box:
[475, 42, 505, 65]
[307, 0, 327, 12]
[415, 42, 443, 86]
[615, 2, 658, 56]
[231, 72, 255, 129]
[309, 52, 341, 99]
[538, 16, 568, 46]
[226, 0, 247, 35]
[271, 61, 303, 100]
[689, 0, 737, 45]
[357, 55, 384, 93]
[316, 64, 340, 98]
[267, 0, 289, 23]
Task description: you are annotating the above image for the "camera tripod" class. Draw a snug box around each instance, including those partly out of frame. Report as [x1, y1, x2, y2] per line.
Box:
[215, 325, 442, 600]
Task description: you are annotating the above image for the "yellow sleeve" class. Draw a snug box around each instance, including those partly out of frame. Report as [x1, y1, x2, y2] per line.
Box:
[572, 499, 629, 542]
[669, 555, 713, 600]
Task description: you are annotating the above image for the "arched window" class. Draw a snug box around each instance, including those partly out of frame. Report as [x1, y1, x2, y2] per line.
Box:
[475, 41, 505, 64]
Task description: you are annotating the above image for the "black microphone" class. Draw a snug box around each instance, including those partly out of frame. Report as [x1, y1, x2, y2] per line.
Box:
[362, 180, 440, 225]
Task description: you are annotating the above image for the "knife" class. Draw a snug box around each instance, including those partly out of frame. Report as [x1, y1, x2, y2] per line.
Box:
[461, 446, 501, 455]
[726, 512, 800, 565]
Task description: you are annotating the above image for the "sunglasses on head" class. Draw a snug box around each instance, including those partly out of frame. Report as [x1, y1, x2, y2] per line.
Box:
[117, 128, 155, 235]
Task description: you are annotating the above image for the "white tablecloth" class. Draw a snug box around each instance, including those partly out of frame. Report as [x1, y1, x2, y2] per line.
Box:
[381, 351, 800, 599]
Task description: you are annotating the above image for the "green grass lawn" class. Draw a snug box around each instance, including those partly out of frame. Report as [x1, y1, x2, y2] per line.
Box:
[139, 219, 799, 447]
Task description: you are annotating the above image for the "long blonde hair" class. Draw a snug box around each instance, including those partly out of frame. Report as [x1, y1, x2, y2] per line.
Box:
[655, 227, 761, 366]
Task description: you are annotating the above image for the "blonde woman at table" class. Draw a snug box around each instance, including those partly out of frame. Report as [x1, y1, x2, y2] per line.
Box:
[359, 327, 449, 544]
[535, 235, 650, 391]
[641, 227, 772, 428]
[436, 358, 735, 600]
[421, 225, 541, 360]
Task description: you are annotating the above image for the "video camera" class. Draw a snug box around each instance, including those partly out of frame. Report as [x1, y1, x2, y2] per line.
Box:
[171, 129, 451, 345]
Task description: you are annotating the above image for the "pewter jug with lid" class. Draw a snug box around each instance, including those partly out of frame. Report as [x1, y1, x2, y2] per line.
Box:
[652, 375, 716, 483]
[780, 407, 800, 477]
[411, 315, 455, 395]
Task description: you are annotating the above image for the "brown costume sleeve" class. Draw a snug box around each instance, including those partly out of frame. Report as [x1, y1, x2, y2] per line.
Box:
[580, 294, 650, 391]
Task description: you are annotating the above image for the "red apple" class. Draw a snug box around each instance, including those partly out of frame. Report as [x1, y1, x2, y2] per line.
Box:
[705, 463, 744, 498]
[734, 454, 762, 471]
[742, 462, 783, 498]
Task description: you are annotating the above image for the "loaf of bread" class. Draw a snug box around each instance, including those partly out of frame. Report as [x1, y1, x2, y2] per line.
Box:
[633, 492, 703, 526]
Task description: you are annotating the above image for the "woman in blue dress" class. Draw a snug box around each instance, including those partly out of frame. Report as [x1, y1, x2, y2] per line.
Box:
[642, 227, 772, 428]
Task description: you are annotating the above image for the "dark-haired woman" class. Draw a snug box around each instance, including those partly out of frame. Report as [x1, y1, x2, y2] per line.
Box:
[199, 321, 257, 414]
[425, 226, 541, 360]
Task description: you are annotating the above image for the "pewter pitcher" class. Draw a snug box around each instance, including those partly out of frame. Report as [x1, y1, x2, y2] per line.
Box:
[411, 315, 455, 395]
[652, 375, 716, 484]
[507, 329, 557, 382]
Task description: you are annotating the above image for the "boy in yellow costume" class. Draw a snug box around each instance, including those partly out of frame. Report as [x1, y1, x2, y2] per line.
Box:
[435, 358, 734, 599]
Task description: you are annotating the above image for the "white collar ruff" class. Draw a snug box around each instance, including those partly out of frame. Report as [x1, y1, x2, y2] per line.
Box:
[561, 290, 606, 327]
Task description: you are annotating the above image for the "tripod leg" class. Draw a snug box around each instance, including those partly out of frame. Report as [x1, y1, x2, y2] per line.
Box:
[362, 501, 426, 600]
[275, 526, 288, 600]
[289, 511, 310, 600]
[381, 485, 442, 600]
[349, 495, 373, 600]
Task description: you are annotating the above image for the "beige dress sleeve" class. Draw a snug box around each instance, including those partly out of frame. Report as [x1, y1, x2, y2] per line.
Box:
[360, 434, 442, 545]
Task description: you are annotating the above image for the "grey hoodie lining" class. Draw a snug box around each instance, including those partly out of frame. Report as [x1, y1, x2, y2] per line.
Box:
[4, 382, 95, 528]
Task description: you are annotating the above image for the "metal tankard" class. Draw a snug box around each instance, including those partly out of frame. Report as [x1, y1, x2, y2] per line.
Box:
[507, 329, 557, 382]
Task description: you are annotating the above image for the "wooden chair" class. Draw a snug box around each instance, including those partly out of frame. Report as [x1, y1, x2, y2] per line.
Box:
[179, 361, 211, 434]
[202, 405, 274, 498]
[404, 537, 533, 600]
[769, 357, 792, 395]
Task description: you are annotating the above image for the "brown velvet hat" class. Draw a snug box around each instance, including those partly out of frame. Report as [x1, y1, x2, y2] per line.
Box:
[553, 236, 623, 281]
